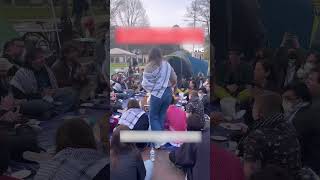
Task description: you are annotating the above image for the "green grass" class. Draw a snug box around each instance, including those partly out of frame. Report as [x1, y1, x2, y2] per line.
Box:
[0, 6, 106, 20]
[110, 63, 128, 75]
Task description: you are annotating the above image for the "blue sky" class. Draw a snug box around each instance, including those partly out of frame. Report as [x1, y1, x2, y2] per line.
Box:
[140, 0, 192, 27]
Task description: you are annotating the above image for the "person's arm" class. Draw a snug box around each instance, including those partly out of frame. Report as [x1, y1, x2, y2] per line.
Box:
[11, 85, 41, 100]
[136, 152, 146, 180]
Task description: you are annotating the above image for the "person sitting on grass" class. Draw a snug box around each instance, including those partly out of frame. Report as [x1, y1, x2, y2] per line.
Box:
[118, 99, 149, 149]
[34, 118, 109, 180]
[185, 90, 205, 128]
[169, 113, 210, 180]
[10, 48, 78, 118]
[110, 125, 146, 180]
[164, 96, 187, 132]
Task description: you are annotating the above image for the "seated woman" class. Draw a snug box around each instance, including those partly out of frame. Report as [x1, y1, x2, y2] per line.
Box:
[10, 48, 78, 118]
[118, 99, 149, 131]
[186, 90, 205, 128]
[169, 114, 210, 180]
[111, 125, 146, 180]
[34, 118, 109, 180]
[240, 92, 304, 179]
[118, 99, 149, 149]
[164, 96, 187, 132]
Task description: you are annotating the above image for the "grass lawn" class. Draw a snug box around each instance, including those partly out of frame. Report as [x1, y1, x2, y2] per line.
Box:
[0, 6, 106, 20]
[110, 63, 128, 75]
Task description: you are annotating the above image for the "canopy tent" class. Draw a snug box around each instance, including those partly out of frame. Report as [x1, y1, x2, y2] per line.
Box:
[165, 51, 208, 80]
[110, 48, 137, 56]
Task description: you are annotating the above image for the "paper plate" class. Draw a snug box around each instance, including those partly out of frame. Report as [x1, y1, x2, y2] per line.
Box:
[211, 135, 228, 141]
[11, 170, 32, 179]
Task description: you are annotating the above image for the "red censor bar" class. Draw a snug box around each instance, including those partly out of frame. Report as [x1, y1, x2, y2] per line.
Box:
[115, 27, 204, 44]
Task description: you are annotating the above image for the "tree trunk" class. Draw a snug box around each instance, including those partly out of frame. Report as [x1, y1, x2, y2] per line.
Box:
[11, 0, 15, 6]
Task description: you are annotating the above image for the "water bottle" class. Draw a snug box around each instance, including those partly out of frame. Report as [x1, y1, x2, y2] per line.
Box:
[150, 147, 155, 162]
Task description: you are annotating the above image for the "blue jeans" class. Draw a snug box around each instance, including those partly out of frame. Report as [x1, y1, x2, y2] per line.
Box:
[149, 87, 172, 131]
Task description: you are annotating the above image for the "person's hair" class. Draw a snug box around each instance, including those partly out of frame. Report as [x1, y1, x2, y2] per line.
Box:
[307, 50, 320, 65]
[148, 47, 162, 65]
[127, 99, 140, 109]
[55, 118, 97, 153]
[24, 48, 45, 69]
[283, 82, 312, 103]
[189, 80, 197, 89]
[249, 165, 293, 180]
[189, 90, 199, 98]
[187, 113, 203, 131]
[256, 59, 276, 81]
[255, 91, 283, 118]
[110, 125, 137, 168]
[199, 87, 207, 94]
[2, 38, 23, 54]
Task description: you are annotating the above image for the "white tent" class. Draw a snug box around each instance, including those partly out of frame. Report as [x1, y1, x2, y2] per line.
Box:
[110, 48, 137, 56]
[110, 48, 137, 64]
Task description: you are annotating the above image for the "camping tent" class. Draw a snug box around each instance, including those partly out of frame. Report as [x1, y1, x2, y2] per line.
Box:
[165, 51, 208, 79]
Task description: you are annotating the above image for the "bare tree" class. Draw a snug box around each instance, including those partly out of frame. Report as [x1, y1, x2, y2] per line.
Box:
[113, 0, 149, 27]
[110, 0, 124, 25]
[185, 0, 210, 35]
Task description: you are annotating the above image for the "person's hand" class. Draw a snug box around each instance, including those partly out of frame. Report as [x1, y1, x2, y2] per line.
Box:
[0, 110, 22, 122]
[0, 95, 16, 111]
[226, 84, 238, 93]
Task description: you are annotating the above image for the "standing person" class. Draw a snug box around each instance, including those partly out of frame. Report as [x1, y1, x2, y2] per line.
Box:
[142, 48, 177, 134]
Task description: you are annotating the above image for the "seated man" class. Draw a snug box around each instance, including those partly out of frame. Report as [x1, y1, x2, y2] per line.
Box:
[0, 38, 26, 95]
[169, 113, 210, 180]
[215, 49, 253, 102]
[51, 43, 88, 101]
[10, 48, 78, 118]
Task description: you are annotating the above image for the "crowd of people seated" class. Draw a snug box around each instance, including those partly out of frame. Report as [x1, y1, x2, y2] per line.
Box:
[0, 37, 110, 179]
[211, 33, 320, 180]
